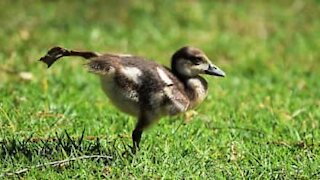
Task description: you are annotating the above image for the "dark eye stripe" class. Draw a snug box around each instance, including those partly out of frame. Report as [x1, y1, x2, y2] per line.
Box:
[190, 56, 203, 65]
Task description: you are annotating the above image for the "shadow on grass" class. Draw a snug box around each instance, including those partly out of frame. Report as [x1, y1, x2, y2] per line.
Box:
[0, 129, 133, 177]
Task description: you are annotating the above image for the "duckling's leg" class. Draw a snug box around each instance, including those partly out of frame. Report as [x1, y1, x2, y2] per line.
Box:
[39, 46, 99, 68]
[132, 121, 144, 152]
[132, 112, 154, 153]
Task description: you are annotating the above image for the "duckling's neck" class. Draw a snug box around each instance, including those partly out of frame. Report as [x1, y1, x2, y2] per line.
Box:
[173, 72, 208, 109]
[184, 76, 208, 109]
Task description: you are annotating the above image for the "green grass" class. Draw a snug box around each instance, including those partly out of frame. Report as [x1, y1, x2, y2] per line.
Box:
[1, 0, 320, 178]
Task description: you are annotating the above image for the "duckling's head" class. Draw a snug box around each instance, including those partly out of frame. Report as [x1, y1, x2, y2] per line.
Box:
[171, 46, 225, 78]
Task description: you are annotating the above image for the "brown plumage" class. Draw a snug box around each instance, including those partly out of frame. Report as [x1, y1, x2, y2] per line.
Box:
[39, 46, 225, 153]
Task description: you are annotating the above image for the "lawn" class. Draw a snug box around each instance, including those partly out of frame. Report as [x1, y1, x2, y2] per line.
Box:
[0, 0, 320, 178]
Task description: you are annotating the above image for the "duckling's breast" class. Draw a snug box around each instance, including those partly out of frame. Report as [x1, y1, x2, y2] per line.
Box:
[185, 77, 208, 109]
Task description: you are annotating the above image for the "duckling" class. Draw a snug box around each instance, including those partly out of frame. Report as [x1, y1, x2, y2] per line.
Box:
[39, 46, 225, 152]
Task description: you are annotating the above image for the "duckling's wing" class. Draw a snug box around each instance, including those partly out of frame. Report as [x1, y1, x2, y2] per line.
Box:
[159, 68, 190, 114]
[137, 65, 190, 115]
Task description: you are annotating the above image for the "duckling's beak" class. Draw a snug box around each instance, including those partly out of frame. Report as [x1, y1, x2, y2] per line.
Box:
[205, 64, 226, 77]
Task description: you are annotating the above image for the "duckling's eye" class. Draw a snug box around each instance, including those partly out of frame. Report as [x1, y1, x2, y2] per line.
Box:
[192, 57, 202, 65]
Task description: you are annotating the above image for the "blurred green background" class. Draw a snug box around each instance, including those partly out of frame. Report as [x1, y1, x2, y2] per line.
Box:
[0, 0, 320, 178]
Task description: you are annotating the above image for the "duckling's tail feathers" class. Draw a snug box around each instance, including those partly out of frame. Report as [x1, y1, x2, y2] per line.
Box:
[39, 46, 99, 68]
